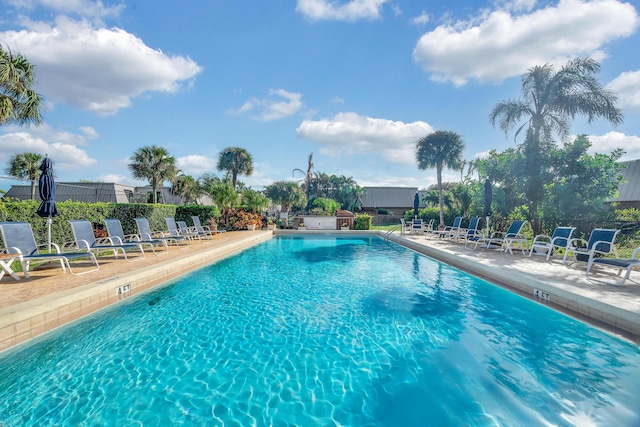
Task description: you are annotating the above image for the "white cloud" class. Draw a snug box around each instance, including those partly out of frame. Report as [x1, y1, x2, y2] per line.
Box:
[176, 155, 217, 177]
[296, 0, 388, 21]
[6, 0, 124, 22]
[413, 0, 639, 85]
[494, 0, 537, 13]
[608, 70, 640, 111]
[0, 129, 96, 171]
[99, 173, 130, 184]
[586, 131, 640, 161]
[296, 112, 434, 164]
[1, 17, 202, 116]
[411, 11, 429, 26]
[229, 89, 304, 121]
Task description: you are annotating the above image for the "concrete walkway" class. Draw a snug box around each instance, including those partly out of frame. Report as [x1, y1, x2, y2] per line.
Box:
[1, 230, 639, 353]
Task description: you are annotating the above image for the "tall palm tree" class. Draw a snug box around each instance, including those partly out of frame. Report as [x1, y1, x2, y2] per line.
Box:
[264, 181, 307, 213]
[128, 145, 177, 204]
[0, 46, 44, 126]
[292, 152, 314, 205]
[216, 147, 254, 190]
[6, 152, 43, 199]
[416, 130, 465, 228]
[489, 57, 623, 233]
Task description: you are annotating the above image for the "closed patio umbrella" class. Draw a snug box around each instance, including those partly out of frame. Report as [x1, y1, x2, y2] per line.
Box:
[36, 156, 58, 253]
[413, 191, 420, 219]
[484, 178, 492, 236]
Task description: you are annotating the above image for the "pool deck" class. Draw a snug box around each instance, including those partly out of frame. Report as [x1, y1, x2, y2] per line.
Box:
[1, 230, 639, 352]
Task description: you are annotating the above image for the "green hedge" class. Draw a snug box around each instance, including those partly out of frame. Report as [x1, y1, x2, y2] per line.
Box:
[0, 200, 220, 246]
[355, 213, 372, 230]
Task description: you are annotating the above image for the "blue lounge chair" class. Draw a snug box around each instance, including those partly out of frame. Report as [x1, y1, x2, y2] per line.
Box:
[528, 226, 576, 262]
[0, 221, 99, 278]
[468, 220, 527, 254]
[410, 218, 424, 234]
[565, 228, 620, 275]
[68, 220, 145, 262]
[587, 246, 640, 286]
[456, 217, 481, 243]
[104, 218, 167, 255]
[437, 216, 462, 239]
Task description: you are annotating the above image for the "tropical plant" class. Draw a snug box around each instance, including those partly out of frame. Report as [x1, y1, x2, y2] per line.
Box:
[128, 145, 177, 204]
[264, 181, 307, 213]
[489, 57, 623, 233]
[293, 152, 314, 204]
[0, 46, 44, 127]
[171, 173, 203, 205]
[311, 197, 339, 215]
[241, 188, 269, 213]
[416, 130, 465, 228]
[216, 146, 254, 190]
[5, 152, 43, 200]
[205, 180, 237, 224]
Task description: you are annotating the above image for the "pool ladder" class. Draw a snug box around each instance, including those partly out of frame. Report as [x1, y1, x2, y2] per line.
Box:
[384, 224, 402, 240]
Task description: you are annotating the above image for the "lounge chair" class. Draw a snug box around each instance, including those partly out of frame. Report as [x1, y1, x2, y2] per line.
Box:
[409, 218, 423, 234]
[455, 217, 481, 243]
[104, 218, 168, 255]
[400, 218, 411, 236]
[565, 228, 620, 275]
[437, 216, 462, 239]
[468, 220, 528, 254]
[422, 218, 436, 239]
[587, 246, 640, 286]
[528, 226, 576, 262]
[0, 221, 99, 278]
[68, 220, 145, 262]
[191, 216, 225, 236]
[135, 218, 188, 248]
[165, 218, 195, 244]
[177, 220, 204, 242]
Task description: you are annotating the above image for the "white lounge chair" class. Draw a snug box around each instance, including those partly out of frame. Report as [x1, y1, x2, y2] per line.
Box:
[105, 218, 168, 255]
[528, 226, 575, 262]
[565, 228, 620, 276]
[587, 246, 640, 286]
[135, 218, 188, 248]
[68, 220, 145, 262]
[191, 216, 225, 236]
[0, 221, 99, 278]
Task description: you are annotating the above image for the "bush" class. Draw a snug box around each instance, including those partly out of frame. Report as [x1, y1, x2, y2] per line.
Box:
[377, 208, 388, 215]
[355, 213, 372, 230]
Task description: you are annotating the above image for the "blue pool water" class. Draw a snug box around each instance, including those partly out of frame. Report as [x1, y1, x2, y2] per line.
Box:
[1, 236, 640, 426]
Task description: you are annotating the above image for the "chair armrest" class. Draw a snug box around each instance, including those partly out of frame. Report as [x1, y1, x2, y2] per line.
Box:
[568, 238, 587, 249]
[531, 234, 551, 244]
[96, 237, 114, 245]
[632, 247, 640, 259]
[36, 243, 62, 253]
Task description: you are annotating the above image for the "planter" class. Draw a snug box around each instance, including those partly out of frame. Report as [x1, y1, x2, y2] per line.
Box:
[247, 224, 256, 231]
[298, 226, 306, 230]
[267, 224, 276, 231]
[341, 227, 349, 231]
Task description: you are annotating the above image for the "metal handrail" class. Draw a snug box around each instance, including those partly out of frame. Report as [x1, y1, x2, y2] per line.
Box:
[384, 224, 402, 240]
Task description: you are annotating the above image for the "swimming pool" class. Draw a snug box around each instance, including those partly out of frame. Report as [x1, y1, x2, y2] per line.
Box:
[1, 235, 639, 426]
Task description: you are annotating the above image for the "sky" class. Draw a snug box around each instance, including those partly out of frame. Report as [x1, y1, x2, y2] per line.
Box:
[0, 0, 639, 192]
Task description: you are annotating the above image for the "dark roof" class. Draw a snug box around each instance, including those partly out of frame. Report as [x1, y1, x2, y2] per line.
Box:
[613, 159, 640, 202]
[360, 187, 427, 209]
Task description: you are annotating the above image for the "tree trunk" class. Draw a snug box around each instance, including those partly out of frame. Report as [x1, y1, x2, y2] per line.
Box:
[437, 166, 445, 229]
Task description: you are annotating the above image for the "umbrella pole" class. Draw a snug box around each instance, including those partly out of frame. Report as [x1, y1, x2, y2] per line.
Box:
[486, 216, 490, 237]
[47, 217, 52, 253]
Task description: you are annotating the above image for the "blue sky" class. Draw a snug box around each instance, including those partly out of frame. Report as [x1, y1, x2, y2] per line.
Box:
[1, 0, 639, 192]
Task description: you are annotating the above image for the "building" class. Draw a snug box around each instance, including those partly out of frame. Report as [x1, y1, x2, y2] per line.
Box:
[611, 159, 640, 209]
[3, 182, 213, 205]
[359, 187, 428, 216]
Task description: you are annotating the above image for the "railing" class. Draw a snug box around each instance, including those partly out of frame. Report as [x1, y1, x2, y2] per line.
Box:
[384, 224, 402, 240]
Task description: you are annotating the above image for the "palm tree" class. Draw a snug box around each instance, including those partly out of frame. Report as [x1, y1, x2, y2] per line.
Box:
[293, 152, 314, 205]
[416, 130, 465, 228]
[171, 173, 203, 204]
[6, 152, 43, 199]
[0, 46, 44, 127]
[264, 181, 307, 213]
[128, 145, 177, 204]
[489, 57, 623, 233]
[216, 147, 254, 190]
